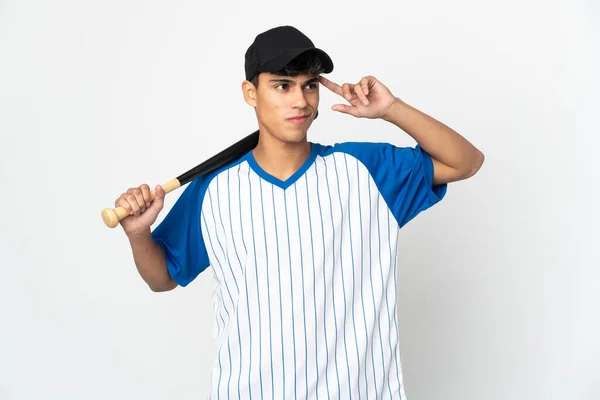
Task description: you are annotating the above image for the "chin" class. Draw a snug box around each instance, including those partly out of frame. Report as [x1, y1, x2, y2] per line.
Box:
[278, 132, 307, 144]
[282, 127, 310, 143]
[270, 121, 309, 144]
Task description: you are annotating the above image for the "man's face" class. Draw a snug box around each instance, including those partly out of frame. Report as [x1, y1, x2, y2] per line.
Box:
[252, 72, 320, 144]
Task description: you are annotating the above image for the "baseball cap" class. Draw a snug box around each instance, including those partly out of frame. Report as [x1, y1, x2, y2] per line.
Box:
[244, 25, 334, 82]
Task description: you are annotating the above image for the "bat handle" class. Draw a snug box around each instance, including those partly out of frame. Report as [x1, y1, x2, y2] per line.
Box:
[101, 179, 181, 228]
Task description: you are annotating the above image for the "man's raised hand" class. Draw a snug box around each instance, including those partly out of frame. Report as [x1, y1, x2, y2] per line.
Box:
[319, 75, 397, 119]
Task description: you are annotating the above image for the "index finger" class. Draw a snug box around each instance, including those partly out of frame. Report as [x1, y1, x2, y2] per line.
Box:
[319, 76, 343, 97]
[139, 184, 152, 207]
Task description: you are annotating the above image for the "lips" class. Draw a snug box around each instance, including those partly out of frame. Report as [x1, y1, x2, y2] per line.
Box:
[287, 114, 310, 124]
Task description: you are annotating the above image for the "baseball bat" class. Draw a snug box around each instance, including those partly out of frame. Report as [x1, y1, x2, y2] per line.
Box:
[101, 129, 260, 228]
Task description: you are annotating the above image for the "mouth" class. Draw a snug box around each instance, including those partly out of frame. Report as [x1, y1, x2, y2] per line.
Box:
[286, 114, 311, 125]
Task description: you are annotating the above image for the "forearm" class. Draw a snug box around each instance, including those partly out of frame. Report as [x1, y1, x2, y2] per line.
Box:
[383, 98, 484, 176]
[128, 230, 177, 292]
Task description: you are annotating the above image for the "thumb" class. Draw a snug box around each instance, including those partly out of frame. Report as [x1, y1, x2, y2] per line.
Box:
[332, 104, 360, 118]
[152, 184, 165, 210]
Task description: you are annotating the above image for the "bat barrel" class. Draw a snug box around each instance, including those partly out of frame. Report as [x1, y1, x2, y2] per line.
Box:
[176, 130, 259, 185]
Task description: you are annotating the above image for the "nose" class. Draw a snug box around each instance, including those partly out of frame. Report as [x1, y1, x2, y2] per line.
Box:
[291, 86, 308, 109]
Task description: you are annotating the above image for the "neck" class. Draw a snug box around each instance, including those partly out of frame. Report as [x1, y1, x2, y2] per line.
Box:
[251, 131, 312, 182]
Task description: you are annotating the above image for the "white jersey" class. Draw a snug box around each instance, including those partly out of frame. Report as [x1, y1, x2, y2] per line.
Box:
[152, 140, 447, 399]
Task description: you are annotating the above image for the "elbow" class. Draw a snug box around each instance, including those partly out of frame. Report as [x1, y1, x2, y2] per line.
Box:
[460, 149, 485, 180]
[474, 150, 485, 174]
[148, 278, 178, 292]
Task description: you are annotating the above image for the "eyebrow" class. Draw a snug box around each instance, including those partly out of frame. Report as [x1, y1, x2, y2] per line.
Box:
[269, 77, 320, 85]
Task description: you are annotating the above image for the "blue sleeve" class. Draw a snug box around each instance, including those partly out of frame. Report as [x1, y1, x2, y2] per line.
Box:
[151, 177, 211, 287]
[338, 142, 447, 228]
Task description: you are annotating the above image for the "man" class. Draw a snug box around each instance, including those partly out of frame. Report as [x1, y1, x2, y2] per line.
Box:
[115, 25, 484, 399]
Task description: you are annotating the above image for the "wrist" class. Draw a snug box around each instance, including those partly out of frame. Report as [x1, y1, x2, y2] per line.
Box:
[382, 97, 407, 123]
[127, 228, 153, 243]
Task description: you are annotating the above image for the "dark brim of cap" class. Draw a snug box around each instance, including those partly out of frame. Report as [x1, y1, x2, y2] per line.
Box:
[257, 47, 334, 77]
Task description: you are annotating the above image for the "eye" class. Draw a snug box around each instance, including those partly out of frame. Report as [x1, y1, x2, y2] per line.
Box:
[275, 83, 289, 91]
[305, 83, 318, 90]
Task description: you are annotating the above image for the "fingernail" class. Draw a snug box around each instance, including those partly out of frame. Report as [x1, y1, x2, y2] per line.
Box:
[363, 99, 369, 105]
[146, 203, 150, 208]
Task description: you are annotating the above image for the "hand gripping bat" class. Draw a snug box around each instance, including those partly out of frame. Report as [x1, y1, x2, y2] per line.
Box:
[101, 129, 259, 228]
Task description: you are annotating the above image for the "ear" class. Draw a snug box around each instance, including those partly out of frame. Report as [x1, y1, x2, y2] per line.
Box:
[242, 79, 257, 107]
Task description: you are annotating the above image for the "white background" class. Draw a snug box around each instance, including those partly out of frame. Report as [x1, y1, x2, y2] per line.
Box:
[1, 0, 598, 399]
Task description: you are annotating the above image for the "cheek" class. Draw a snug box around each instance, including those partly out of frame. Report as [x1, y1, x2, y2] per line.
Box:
[256, 96, 284, 126]
[260, 96, 282, 118]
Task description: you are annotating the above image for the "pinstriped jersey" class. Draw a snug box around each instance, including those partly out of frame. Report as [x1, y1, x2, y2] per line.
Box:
[151, 141, 447, 399]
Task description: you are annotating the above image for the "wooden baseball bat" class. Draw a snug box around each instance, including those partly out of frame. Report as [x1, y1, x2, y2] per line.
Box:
[101, 129, 259, 228]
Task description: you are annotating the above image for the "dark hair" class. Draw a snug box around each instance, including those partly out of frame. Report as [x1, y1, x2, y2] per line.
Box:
[251, 50, 326, 87]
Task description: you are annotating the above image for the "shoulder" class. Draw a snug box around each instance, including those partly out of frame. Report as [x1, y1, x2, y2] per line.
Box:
[312, 140, 422, 169]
